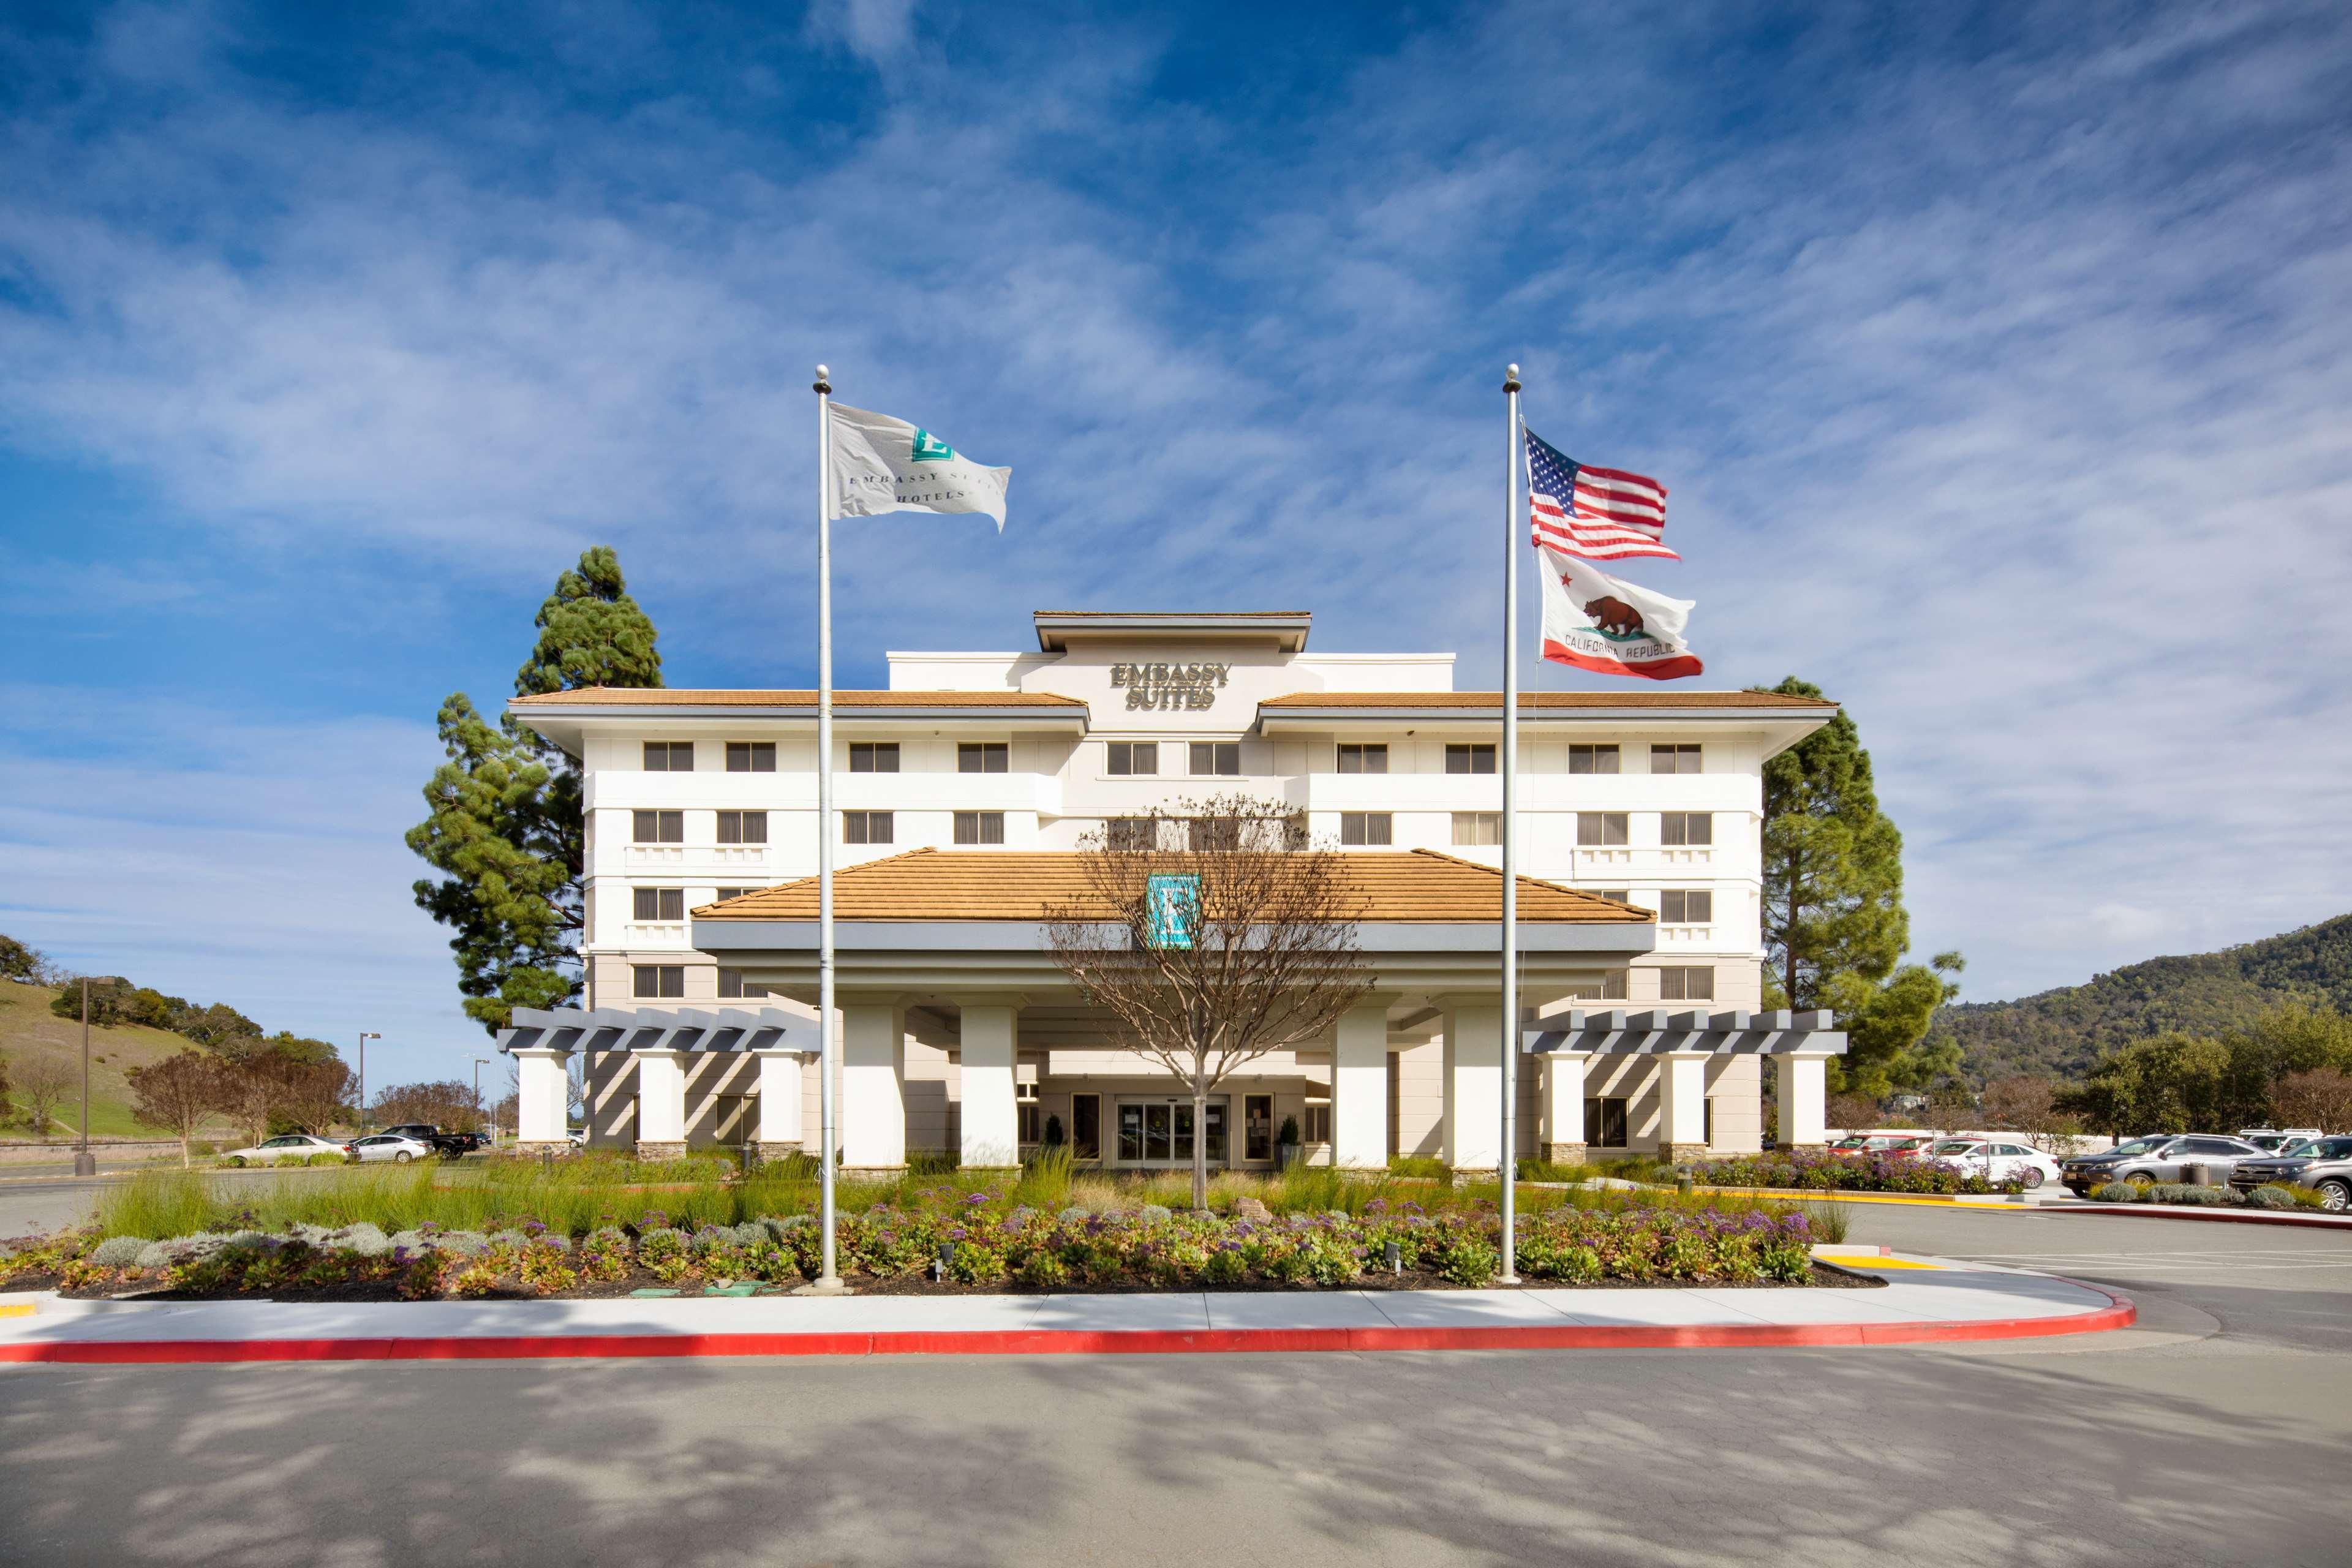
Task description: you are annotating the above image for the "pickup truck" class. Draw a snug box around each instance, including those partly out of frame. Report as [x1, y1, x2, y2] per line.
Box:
[377, 1124, 489, 1159]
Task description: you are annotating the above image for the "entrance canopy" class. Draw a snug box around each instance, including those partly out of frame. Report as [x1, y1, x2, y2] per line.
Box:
[1524, 1009, 1848, 1058]
[494, 1005, 818, 1058]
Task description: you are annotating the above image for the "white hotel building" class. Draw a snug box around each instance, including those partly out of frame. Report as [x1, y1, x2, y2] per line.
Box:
[497, 611, 1848, 1174]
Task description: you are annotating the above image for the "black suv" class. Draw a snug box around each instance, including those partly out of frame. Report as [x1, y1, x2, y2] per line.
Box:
[2059, 1134, 2266, 1196]
[2229, 1134, 2352, 1211]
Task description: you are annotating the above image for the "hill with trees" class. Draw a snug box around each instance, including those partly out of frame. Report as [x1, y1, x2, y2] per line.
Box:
[1932, 915, 2352, 1083]
[0, 979, 237, 1140]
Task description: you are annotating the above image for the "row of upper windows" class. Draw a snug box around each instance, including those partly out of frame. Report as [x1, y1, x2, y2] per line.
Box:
[630, 962, 1713, 1004]
[628, 739, 1704, 777]
[627, 807, 1717, 850]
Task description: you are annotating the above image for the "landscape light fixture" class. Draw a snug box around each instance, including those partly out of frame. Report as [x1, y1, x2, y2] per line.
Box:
[1385, 1240, 1401, 1276]
[356, 1032, 381, 1130]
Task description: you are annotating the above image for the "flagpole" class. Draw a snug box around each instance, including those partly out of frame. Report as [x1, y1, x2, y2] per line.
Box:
[810, 363, 845, 1294]
[1499, 361, 1522, 1284]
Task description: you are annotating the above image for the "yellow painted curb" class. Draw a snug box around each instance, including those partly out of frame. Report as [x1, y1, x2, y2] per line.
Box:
[0, 1302, 36, 1318]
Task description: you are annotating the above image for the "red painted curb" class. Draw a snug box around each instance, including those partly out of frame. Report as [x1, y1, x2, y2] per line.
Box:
[0, 1286, 2135, 1364]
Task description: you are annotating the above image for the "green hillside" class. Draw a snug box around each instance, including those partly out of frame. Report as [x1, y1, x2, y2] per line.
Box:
[0, 981, 237, 1140]
[1934, 914, 2352, 1083]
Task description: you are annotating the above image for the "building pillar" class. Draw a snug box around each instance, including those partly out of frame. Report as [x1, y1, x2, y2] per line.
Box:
[1657, 1050, 1709, 1163]
[511, 1047, 571, 1153]
[840, 1001, 907, 1174]
[632, 1050, 690, 1161]
[957, 1002, 1021, 1171]
[1439, 1001, 1504, 1177]
[1330, 1001, 1390, 1171]
[753, 1049, 804, 1161]
[1777, 1053, 1830, 1152]
[1540, 1051, 1588, 1166]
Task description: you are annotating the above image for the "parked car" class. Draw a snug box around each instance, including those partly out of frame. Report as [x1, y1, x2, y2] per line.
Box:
[374, 1123, 485, 1159]
[2237, 1127, 2325, 1153]
[344, 1133, 435, 1164]
[2228, 1134, 2352, 1210]
[1922, 1137, 2064, 1190]
[220, 1134, 351, 1167]
[2060, 1134, 2267, 1196]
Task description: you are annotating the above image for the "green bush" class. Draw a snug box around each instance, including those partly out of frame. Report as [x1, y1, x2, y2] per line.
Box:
[2093, 1181, 2141, 1202]
[2247, 1185, 2301, 1210]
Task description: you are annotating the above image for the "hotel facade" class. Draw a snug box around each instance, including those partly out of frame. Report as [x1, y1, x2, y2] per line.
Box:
[497, 611, 1848, 1174]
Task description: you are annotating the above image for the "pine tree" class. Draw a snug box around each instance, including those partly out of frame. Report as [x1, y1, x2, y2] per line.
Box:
[408, 548, 663, 1031]
[1756, 676, 1962, 1097]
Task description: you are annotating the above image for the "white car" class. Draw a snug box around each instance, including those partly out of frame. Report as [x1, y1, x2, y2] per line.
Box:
[1924, 1137, 2064, 1190]
[220, 1134, 351, 1167]
[345, 1133, 435, 1164]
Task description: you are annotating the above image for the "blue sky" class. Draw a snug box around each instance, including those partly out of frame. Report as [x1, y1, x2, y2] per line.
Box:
[4, 1, 2349, 1090]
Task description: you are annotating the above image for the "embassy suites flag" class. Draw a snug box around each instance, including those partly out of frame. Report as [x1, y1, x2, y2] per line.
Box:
[828, 402, 1010, 530]
[1537, 546, 1703, 680]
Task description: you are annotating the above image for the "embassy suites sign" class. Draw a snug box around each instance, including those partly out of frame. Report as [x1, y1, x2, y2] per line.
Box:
[1109, 662, 1231, 711]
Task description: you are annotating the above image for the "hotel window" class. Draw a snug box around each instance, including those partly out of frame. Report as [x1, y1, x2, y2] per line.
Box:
[717, 968, 768, 1000]
[1569, 744, 1620, 774]
[1303, 1101, 1331, 1144]
[959, 742, 1009, 774]
[1658, 966, 1716, 1001]
[633, 888, 686, 921]
[954, 810, 1006, 845]
[717, 810, 768, 845]
[1651, 744, 1703, 774]
[842, 810, 894, 845]
[1106, 741, 1157, 775]
[1107, 817, 1155, 851]
[632, 810, 684, 844]
[642, 741, 694, 772]
[1577, 812, 1629, 846]
[1017, 1086, 1042, 1146]
[1187, 816, 1242, 853]
[1660, 811, 1713, 846]
[715, 887, 752, 902]
[725, 741, 775, 773]
[1336, 743, 1388, 775]
[849, 742, 899, 773]
[1190, 741, 1240, 777]
[633, 964, 685, 999]
[1340, 812, 1392, 846]
[1452, 812, 1502, 846]
[1660, 889, 1713, 924]
[1574, 971, 1630, 1001]
[1446, 743, 1497, 774]
[1584, 1096, 1630, 1148]
[1245, 1094, 1273, 1162]
[1594, 889, 1630, 904]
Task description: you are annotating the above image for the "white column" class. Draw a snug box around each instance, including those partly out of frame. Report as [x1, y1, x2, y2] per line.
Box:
[957, 1002, 1020, 1170]
[1657, 1051, 1709, 1158]
[1778, 1054, 1830, 1150]
[1330, 1001, 1390, 1170]
[633, 1050, 689, 1155]
[754, 1049, 804, 1152]
[1440, 1001, 1505, 1174]
[1540, 1051, 1588, 1163]
[512, 1049, 570, 1148]
[840, 1001, 907, 1172]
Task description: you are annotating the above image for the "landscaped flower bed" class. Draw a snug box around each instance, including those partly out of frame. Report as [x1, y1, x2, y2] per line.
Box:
[1, 1172, 1830, 1299]
[1692, 1150, 2026, 1196]
[2089, 1180, 2324, 1211]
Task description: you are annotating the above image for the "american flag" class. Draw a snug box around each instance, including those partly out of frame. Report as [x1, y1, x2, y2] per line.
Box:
[1525, 426, 1676, 562]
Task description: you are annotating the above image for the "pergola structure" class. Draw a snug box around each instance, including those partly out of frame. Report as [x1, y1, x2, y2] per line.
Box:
[1523, 1008, 1847, 1164]
[496, 1005, 818, 1158]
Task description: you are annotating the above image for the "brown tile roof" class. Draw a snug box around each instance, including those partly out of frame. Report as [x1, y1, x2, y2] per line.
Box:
[1259, 690, 1837, 711]
[696, 847, 1650, 925]
[1032, 610, 1313, 619]
[510, 688, 1087, 710]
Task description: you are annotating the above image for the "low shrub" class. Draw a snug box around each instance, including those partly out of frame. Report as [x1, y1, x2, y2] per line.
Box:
[2093, 1181, 2141, 1202]
[2247, 1185, 2302, 1211]
[1692, 1151, 2024, 1196]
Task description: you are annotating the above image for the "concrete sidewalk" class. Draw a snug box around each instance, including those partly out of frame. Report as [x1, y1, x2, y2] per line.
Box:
[0, 1254, 2130, 1362]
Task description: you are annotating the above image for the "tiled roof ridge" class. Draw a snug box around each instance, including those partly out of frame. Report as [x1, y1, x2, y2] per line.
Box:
[511, 687, 1087, 706]
[1261, 689, 1838, 708]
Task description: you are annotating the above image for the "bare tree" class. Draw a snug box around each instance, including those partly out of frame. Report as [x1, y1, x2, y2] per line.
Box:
[216, 1049, 306, 1148]
[14, 1057, 74, 1139]
[2272, 1069, 2352, 1134]
[127, 1052, 229, 1167]
[1823, 1092, 1882, 1134]
[1045, 795, 1373, 1209]
[277, 1058, 356, 1137]
[373, 1080, 484, 1132]
[1980, 1075, 2086, 1155]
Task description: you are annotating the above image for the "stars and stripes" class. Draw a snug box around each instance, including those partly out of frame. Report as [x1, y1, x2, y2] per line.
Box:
[1525, 426, 1676, 562]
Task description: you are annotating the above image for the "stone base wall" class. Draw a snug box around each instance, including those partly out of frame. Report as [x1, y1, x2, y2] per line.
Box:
[1542, 1142, 1588, 1167]
[511, 1141, 573, 1158]
[1664, 1142, 1708, 1164]
[755, 1141, 804, 1163]
[633, 1140, 689, 1161]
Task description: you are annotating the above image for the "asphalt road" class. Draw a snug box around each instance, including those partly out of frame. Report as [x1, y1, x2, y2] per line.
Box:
[1, 1201, 2347, 1566]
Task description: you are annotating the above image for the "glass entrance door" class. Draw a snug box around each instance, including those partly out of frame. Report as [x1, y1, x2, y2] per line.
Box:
[1115, 1098, 1229, 1167]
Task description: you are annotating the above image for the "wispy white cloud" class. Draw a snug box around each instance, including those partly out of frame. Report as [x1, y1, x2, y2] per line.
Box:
[1, 0, 2348, 1012]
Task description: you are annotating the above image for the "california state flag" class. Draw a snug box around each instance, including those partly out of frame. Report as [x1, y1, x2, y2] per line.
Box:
[1537, 546, 1703, 680]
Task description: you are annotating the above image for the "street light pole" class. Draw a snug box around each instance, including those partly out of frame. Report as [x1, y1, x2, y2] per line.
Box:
[356, 1032, 380, 1131]
[74, 977, 96, 1177]
[473, 1058, 492, 1141]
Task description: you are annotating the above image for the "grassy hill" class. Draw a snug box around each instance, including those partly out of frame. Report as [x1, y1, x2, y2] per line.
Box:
[1934, 914, 2352, 1083]
[0, 980, 237, 1141]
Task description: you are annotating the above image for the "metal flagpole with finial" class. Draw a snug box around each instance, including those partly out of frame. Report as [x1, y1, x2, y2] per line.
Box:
[807, 363, 846, 1295]
[1499, 361, 1523, 1283]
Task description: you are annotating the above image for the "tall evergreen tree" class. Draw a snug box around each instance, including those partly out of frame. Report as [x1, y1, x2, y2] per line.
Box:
[408, 548, 663, 1031]
[1755, 676, 1961, 1097]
